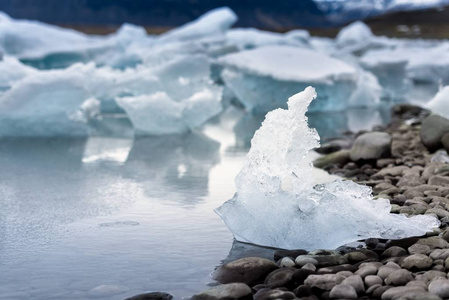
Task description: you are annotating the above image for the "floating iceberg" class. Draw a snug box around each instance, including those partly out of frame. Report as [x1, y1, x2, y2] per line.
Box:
[218, 45, 380, 113]
[216, 87, 439, 250]
[116, 55, 222, 135]
[426, 86, 449, 119]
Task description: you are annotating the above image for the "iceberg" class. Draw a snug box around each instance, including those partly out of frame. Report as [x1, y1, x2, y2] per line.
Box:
[426, 86, 449, 119]
[215, 87, 439, 250]
[218, 45, 381, 113]
[226, 28, 308, 50]
[116, 55, 222, 135]
[158, 7, 237, 43]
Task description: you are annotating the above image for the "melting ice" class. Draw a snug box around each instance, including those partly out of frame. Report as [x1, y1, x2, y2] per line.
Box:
[215, 87, 439, 250]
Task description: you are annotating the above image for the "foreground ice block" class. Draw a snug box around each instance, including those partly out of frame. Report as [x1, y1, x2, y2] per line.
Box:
[427, 86, 449, 119]
[215, 87, 439, 250]
[218, 45, 378, 113]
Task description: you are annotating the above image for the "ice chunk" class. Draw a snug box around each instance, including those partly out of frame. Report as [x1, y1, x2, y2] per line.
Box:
[218, 45, 380, 113]
[0, 66, 91, 137]
[159, 7, 237, 43]
[426, 86, 449, 119]
[116, 55, 222, 135]
[335, 21, 393, 55]
[80, 98, 101, 121]
[216, 87, 439, 250]
[0, 56, 37, 91]
[226, 28, 306, 50]
[360, 50, 412, 99]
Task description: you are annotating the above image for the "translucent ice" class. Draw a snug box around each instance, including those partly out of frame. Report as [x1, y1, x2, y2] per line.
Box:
[215, 87, 439, 250]
[427, 86, 449, 119]
[116, 55, 222, 135]
[218, 46, 380, 113]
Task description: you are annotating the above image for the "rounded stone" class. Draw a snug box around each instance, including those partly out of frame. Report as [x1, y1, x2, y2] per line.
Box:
[341, 275, 364, 294]
[385, 269, 414, 286]
[401, 254, 433, 270]
[125, 292, 173, 300]
[350, 132, 391, 161]
[355, 266, 377, 278]
[191, 283, 252, 300]
[264, 268, 296, 289]
[213, 257, 278, 286]
[429, 279, 449, 298]
[295, 256, 318, 267]
[280, 257, 296, 268]
[420, 115, 449, 151]
[382, 246, 407, 258]
[365, 275, 383, 287]
[329, 285, 357, 299]
[408, 244, 431, 255]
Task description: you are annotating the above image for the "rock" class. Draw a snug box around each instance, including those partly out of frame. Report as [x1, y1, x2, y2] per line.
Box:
[191, 283, 252, 300]
[279, 257, 296, 268]
[317, 264, 357, 274]
[316, 139, 352, 155]
[397, 292, 443, 300]
[430, 249, 449, 260]
[398, 174, 425, 187]
[346, 251, 368, 263]
[367, 284, 382, 295]
[254, 288, 296, 300]
[350, 132, 391, 161]
[304, 274, 346, 290]
[422, 163, 444, 182]
[428, 279, 449, 298]
[365, 275, 383, 287]
[274, 249, 308, 261]
[295, 256, 318, 267]
[309, 254, 348, 267]
[401, 254, 433, 270]
[417, 237, 449, 249]
[381, 286, 426, 300]
[302, 263, 317, 272]
[420, 115, 449, 151]
[374, 286, 393, 299]
[293, 285, 313, 298]
[442, 229, 449, 242]
[212, 257, 278, 286]
[264, 268, 297, 289]
[387, 238, 420, 249]
[382, 246, 408, 258]
[429, 175, 449, 186]
[375, 166, 410, 177]
[424, 270, 446, 281]
[292, 268, 315, 286]
[313, 150, 351, 168]
[341, 275, 364, 294]
[125, 292, 173, 300]
[408, 244, 431, 255]
[385, 269, 414, 286]
[355, 266, 378, 278]
[329, 285, 358, 299]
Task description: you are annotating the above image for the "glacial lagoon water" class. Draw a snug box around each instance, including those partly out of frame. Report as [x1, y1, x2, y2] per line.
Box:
[0, 107, 390, 300]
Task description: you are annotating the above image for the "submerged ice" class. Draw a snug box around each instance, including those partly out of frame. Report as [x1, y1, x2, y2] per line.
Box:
[215, 87, 439, 250]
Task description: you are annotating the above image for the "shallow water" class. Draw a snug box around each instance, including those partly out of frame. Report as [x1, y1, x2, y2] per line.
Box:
[0, 106, 389, 299]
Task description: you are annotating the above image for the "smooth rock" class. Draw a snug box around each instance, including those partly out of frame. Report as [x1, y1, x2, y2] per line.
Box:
[295, 256, 318, 267]
[401, 254, 433, 270]
[213, 257, 278, 286]
[428, 279, 449, 298]
[125, 292, 173, 300]
[314, 150, 351, 168]
[430, 249, 449, 260]
[341, 275, 364, 294]
[329, 285, 357, 299]
[429, 175, 449, 187]
[304, 274, 346, 290]
[254, 288, 296, 300]
[264, 268, 296, 289]
[385, 269, 414, 286]
[420, 115, 449, 151]
[280, 257, 296, 268]
[355, 266, 378, 278]
[350, 132, 391, 161]
[365, 275, 383, 287]
[382, 246, 408, 258]
[381, 286, 426, 300]
[191, 283, 252, 300]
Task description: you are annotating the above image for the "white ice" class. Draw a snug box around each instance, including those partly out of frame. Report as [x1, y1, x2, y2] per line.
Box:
[426, 86, 449, 119]
[216, 87, 439, 250]
[218, 45, 380, 113]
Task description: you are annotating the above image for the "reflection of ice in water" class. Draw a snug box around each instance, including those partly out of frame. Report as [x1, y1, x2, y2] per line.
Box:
[82, 137, 133, 164]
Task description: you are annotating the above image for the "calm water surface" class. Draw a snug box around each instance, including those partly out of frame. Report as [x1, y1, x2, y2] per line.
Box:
[0, 107, 390, 299]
